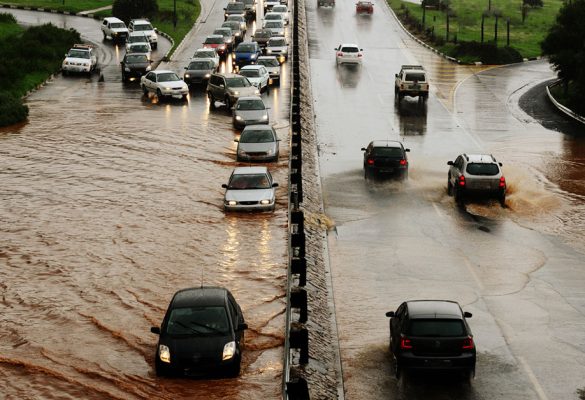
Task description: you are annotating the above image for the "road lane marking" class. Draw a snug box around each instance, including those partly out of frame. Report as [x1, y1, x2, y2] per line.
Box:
[463, 257, 484, 291]
[518, 356, 550, 400]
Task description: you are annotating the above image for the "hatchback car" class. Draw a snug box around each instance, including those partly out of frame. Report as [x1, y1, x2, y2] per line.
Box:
[224, 1, 247, 20]
[263, 20, 285, 37]
[150, 286, 247, 377]
[385, 300, 476, 379]
[361, 140, 410, 180]
[222, 21, 245, 44]
[232, 96, 269, 129]
[335, 43, 363, 65]
[222, 167, 278, 211]
[257, 56, 281, 84]
[239, 65, 270, 92]
[235, 125, 279, 162]
[203, 35, 228, 58]
[183, 59, 217, 87]
[120, 52, 151, 82]
[207, 73, 260, 110]
[226, 14, 247, 33]
[233, 41, 263, 69]
[265, 36, 288, 63]
[213, 27, 236, 51]
[252, 29, 273, 48]
[271, 5, 289, 24]
[141, 70, 189, 101]
[128, 18, 158, 49]
[447, 154, 506, 206]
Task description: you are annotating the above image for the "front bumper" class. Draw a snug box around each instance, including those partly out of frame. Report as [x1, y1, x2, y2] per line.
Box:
[62, 65, 92, 73]
[224, 200, 275, 211]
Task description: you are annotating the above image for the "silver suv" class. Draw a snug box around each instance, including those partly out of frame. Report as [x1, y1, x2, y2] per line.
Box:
[206, 73, 260, 110]
[447, 154, 506, 207]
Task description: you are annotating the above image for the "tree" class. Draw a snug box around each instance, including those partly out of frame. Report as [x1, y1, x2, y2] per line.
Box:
[112, 0, 159, 24]
[541, 0, 585, 113]
[523, 0, 543, 8]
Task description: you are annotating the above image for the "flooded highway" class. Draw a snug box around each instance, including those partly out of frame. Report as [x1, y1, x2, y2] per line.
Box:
[1, 6, 289, 400]
[307, 1, 585, 399]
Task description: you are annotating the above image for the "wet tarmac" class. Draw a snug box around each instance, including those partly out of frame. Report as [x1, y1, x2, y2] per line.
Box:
[1, 5, 290, 399]
[307, 0, 585, 399]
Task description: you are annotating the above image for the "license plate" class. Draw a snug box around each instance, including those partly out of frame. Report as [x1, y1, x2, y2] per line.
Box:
[380, 168, 394, 173]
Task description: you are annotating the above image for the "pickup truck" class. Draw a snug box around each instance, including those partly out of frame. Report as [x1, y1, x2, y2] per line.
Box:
[394, 65, 429, 102]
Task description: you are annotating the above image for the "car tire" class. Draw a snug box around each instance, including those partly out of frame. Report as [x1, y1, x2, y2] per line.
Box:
[463, 367, 475, 383]
[454, 187, 464, 205]
[225, 96, 231, 110]
[142, 85, 149, 95]
[226, 358, 241, 377]
[447, 179, 453, 196]
[156, 89, 163, 100]
[208, 93, 216, 110]
[499, 192, 506, 208]
[62, 70, 68, 77]
[394, 360, 402, 379]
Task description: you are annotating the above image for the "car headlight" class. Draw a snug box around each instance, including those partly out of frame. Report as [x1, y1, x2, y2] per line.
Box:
[235, 115, 243, 121]
[233, 91, 239, 96]
[238, 149, 246, 155]
[225, 13, 229, 17]
[254, 89, 260, 95]
[184, 73, 190, 78]
[125, 67, 131, 72]
[63, 61, 69, 66]
[226, 38, 233, 43]
[113, 32, 118, 36]
[165, 87, 172, 91]
[266, 49, 272, 54]
[159, 344, 171, 363]
[266, 148, 275, 155]
[223, 341, 236, 360]
[227, 200, 237, 206]
[261, 114, 268, 120]
[204, 73, 211, 78]
[260, 199, 271, 205]
[250, 54, 257, 59]
[146, 65, 152, 71]
[235, 32, 241, 37]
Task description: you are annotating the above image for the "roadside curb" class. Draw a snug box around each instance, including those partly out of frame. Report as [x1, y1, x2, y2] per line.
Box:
[546, 80, 585, 125]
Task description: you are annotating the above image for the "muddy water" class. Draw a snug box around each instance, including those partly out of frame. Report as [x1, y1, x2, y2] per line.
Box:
[1, 9, 289, 400]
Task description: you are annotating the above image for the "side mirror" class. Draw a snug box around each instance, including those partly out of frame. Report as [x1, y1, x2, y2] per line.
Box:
[220, 83, 225, 88]
[234, 138, 240, 142]
[395, 74, 398, 77]
[154, 27, 159, 33]
[238, 323, 248, 330]
[385, 311, 395, 318]
[120, 61, 123, 65]
[272, 182, 279, 187]
[360, 48, 363, 51]
[464, 312, 473, 318]
[499, 162, 503, 166]
[150, 326, 161, 335]
[184, 66, 188, 69]
[447, 161, 454, 165]
[360, 148, 366, 151]
[405, 148, 410, 152]
[222, 184, 228, 188]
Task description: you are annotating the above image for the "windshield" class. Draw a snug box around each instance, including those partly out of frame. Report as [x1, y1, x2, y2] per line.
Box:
[68, 50, 89, 59]
[223, 22, 240, 30]
[269, 38, 286, 46]
[129, 35, 147, 43]
[194, 50, 216, 58]
[166, 306, 230, 336]
[237, 44, 256, 52]
[227, 77, 251, 87]
[405, 73, 426, 82]
[214, 29, 231, 37]
[111, 23, 126, 29]
[157, 72, 180, 82]
[129, 44, 150, 53]
[265, 14, 281, 20]
[240, 129, 275, 143]
[265, 21, 283, 28]
[237, 99, 265, 110]
[254, 31, 271, 38]
[273, 6, 286, 12]
[240, 69, 260, 78]
[205, 37, 224, 44]
[408, 319, 466, 337]
[188, 61, 213, 70]
[466, 163, 500, 176]
[229, 173, 271, 189]
[258, 58, 279, 67]
[133, 23, 153, 31]
[227, 3, 245, 10]
[126, 54, 148, 63]
[372, 147, 403, 157]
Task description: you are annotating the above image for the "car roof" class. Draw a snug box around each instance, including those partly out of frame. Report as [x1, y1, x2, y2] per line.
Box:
[129, 31, 148, 37]
[464, 154, 498, 163]
[241, 65, 264, 70]
[268, 36, 286, 40]
[258, 55, 279, 60]
[243, 124, 275, 131]
[152, 70, 176, 75]
[171, 287, 230, 308]
[104, 17, 124, 23]
[406, 300, 464, 319]
[233, 166, 269, 175]
[215, 72, 245, 78]
[131, 19, 151, 24]
[237, 96, 263, 101]
[340, 43, 360, 48]
[206, 34, 224, 39]
[370, 140, 403, 148]
[195, 48, 216, 53]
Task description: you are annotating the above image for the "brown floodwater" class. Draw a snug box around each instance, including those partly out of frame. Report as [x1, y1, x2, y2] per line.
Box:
[1, 9, 290, 400]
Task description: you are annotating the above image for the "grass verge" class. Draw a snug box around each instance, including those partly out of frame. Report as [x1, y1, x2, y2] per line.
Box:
[0, 0, 111, 13]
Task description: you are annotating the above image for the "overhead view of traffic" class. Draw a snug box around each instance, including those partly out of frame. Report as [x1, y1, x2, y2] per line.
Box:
[1, 0, 584, 399]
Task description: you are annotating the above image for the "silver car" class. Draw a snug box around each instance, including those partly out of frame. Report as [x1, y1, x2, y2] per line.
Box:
[257, 56, 281, 84]
[235, 125, 279, 162]
[232, 96, 269, 129]
[222, 167, 278, 212]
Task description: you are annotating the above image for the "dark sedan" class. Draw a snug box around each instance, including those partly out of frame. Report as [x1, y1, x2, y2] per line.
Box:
[183, 59, 216, 87]
[120, 53, 152, 82]
[385, 300, 476, 380]
[151, 287, 248, 377]
[361, 140, 410, 180]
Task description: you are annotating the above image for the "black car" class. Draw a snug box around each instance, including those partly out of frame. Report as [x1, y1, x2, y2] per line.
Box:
[385, 300, 476, 379]
[120, 53, 151, 82]
[361, 140, 410, 180]
[252, 29, 273, 49]
[150, 287, 248, 377]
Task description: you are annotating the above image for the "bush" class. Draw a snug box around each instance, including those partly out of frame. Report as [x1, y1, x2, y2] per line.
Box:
[0, 12, 16, 23]
[112, 0, 159, 23]
[450, 41, 523, 64]
[523, 0, 543, 8]
[0, 92, 29, 127]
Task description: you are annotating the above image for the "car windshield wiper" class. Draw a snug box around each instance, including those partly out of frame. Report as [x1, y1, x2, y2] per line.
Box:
[173, 320, 205, 335]
[189, 320, 224, 334]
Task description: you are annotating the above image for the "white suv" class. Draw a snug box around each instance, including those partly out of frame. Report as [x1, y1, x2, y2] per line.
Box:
[101, 17, 129, 43]
[129, 19, 158, 49]
[62, 44, 98, 75]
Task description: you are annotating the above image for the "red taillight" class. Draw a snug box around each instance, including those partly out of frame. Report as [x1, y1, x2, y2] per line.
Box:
[458, 175, 466, 187]
[399, 159, 407, 166]
[400, 338, 413, 350]
[337, 52, 343, 57]
[462, 336, 474, 350]
[499, 176, 506, 189]
[367, 158, 374, 165]
[358, 53, 363, 57]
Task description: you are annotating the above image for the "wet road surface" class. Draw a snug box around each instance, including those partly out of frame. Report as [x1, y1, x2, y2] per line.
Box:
[307, 1, 585, 399]
[1, 5, 290, 399]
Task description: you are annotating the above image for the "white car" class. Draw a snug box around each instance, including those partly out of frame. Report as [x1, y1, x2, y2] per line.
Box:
[222, 167, 278, 212]
[101, 17, 129, 42]
[128, 18, 158, 49]
[335, 43, 363, 65]
[225, 15, 247, 33]
[263, 12, 286, 26]
[192, 48, 220, 70]
[265, 36, 288, 63]
[257, 56, 281, 84]
[262, 20, 285, 37]
[264, 0, 280, 12]
[141, 70, 189, 101]
[126, 32, 151, 52]
[271, 5, 289, 24]
[62, 44, 98, 75]
[239, 65, 270, 93]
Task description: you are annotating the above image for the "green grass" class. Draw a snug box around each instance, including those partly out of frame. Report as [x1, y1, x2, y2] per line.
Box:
[387, 0, 563, 59]
[0, 18, 23, 36]
[0, 0, 111, 12]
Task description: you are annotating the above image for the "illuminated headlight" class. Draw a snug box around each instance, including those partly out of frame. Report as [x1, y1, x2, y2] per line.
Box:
[226, 200, 237, 206]
[225, 13, 229, 17]
[233, 91, 240, 95]
[63, 61, 69, 66]
[254, 89, 260, 95]
[112, 32, 118, 36]
[184, 73, 190, 78]
[165, 87, 172, 91]
[235, 32, 241, 37]
[146, 65, 152, 71]
[278, 55, 285, 63]
[226, 38, 233, 43]
[260, 199, 271, 205]
[125, 67, 131, 72]
[250, 54, 257, 59]
[204, 73, 211, 78]
[235, 115, 243, 121]
[261, 114, 268, 120]
[159, 344, 171, 363]
[223, 341, 236, 360]
[219, 45, 226, 50]
[266, 49, 272, 54]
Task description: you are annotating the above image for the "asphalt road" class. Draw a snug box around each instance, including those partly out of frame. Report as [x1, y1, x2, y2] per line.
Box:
[307, 1, 585, 399]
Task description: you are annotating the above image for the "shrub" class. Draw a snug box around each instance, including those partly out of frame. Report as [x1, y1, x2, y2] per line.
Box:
[0, 12, 16, 23]
[451, 41, 523, 64]
[0, 92, 29, 127]
[112, 0, 159, 23]
[523, 0, 543, 8]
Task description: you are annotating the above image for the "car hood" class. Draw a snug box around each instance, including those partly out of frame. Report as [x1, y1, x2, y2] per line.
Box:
[267, 45, 288, 52]
[162, 334, 234, 359]
[225, 188, 275, 202]
[64, 57, 91, 64]
[238, 142, 276, 153]
[159, 81, 187, 89]
[235, 52, 258, 60]
[126, 61, 150, 69]
[244, 76, 265, 85]
[235, 109, 268, 120]
[185, 68, 214, 76]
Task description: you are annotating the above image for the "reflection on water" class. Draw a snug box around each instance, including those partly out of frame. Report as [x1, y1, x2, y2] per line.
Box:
[395, 99, 427, 136]
[336, 64, 362, 88]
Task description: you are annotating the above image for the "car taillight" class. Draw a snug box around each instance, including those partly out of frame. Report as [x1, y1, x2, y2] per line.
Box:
[367, 158, 374, 165]
[337, 52, 343, 57]
[400, 84, 405, 90]
[400, 338, 413, 350]
[399, 159, 407, 166]
[358, 53, 363, 57]
[462, 336, 474, 350]
[458, 175, 465, 187]
[499, 176, 506, 189]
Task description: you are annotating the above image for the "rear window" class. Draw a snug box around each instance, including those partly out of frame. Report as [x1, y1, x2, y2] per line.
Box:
[408, 319, 466, 337]
[226, 77, 251, 87]
[341, 47, 359, 53]
[205, 37, 224, 44]
[227, 3, 245, 11]
[466, 163, 500, 176]
[405, 73, 426, 82]
[372, 147, 403, 157]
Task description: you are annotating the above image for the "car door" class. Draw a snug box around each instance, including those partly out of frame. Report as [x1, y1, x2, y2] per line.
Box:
[144, 72, 156, 91]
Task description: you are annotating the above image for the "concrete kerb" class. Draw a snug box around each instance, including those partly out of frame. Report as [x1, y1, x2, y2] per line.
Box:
[546, 80, 585, 125]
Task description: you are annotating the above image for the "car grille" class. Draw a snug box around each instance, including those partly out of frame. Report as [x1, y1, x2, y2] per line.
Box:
[172, 87, 183, 90]
[239, 201, 259, 205]
[246, 152, 268, 156]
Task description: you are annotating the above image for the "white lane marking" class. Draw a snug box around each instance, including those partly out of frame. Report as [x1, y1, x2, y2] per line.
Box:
[463, 257, 484, 291]
[432, 202, 444, 219]
[518, 356, 550, 400]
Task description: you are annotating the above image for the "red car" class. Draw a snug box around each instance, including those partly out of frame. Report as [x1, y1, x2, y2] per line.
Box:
[203, 35, 228, 57]
[356, 1, 373, 14]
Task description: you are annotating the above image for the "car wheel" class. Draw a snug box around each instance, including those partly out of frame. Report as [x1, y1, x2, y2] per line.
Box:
[226, 358, 241, 377]
[499, 192, 506, 208]
[156, 89, 163, 100]
[447, 179, 453, 196]
[208, 93, 216, 110]
[394, 360, 402, 379]
[225, 96, 231, 110]
[463, 367, 475, 383]
[102, 31, 106, 40]
[454, 187, 464, 205]
[62, 70, 68, 76]
[142, 85, 149, 95]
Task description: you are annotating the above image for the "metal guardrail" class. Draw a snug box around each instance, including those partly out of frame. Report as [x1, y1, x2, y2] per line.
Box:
[546, 79, 585, 125]
[283, 0, 310, 398]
